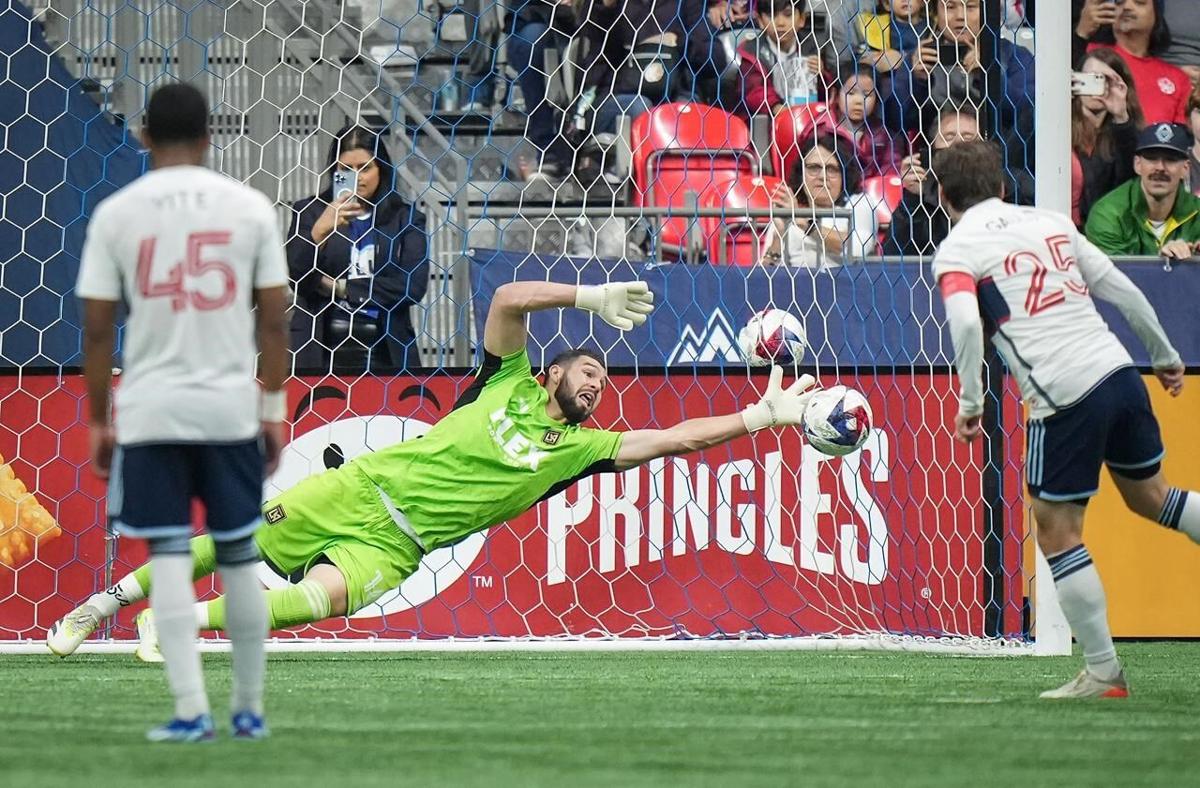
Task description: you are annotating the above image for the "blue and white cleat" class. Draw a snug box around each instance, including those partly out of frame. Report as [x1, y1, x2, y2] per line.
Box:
[146, 714, 215, 743]
[231, 710, 269, 740]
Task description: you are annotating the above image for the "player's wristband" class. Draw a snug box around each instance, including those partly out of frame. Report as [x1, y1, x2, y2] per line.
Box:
[260, 389, 286, 423]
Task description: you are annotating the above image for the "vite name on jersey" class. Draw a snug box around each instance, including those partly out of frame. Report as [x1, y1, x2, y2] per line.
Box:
[543, 433, 891, 586]
[488, 407, 550, 471]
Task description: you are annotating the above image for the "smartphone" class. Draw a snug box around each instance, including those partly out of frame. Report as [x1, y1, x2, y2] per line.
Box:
[936, 40, 965, 64]
[1072, 71, 1107, 97]
[332, 168, 358, 200]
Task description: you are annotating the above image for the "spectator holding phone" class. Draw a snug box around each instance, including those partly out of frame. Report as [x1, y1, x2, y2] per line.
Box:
[1085, 122, 1200, 259]
[1087, 0, 1191, 124]
[1072, 48, 1145, 226]
[854, 0, 933, 74]
[737, 0, 831, 119]
[287, 125, 430, 374]
[888, 0, 1034, 133]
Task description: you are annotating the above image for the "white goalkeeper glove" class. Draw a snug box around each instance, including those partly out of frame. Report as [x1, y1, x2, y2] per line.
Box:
[741, 365, 819, 432]
[575, 281, 655, 331]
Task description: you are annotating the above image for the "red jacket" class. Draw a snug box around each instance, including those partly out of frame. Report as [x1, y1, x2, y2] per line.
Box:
[737, 35, 830, 119]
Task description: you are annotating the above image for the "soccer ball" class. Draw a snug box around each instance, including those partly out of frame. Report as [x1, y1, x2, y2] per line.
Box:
[738, 308, 807, 365]
[801, 386, 873, 456]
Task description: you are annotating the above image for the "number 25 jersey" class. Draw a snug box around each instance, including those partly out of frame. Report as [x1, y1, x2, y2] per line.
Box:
[932, 198, 1133, 419]
[76, 165, 289, 445]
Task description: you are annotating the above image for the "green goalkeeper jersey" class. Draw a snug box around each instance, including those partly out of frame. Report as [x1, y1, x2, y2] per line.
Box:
[351, 348, 623, 552]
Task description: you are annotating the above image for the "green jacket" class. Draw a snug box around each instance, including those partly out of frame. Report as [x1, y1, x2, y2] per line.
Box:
[1084, 178, 1200, 255]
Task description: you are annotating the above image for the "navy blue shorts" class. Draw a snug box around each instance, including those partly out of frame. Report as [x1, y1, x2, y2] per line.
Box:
[1026, 367, 1164, 503]
[108, 440, 264, 542]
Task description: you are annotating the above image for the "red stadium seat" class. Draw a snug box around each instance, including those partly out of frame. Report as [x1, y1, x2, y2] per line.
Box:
[770, 102, 838, 182]
[698, 173, 789, 266]
[861, 173, 904, 245]
[630, 102, 755, 254]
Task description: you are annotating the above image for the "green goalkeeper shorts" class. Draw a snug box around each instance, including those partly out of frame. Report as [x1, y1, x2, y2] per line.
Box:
[256, 464, 423, 615]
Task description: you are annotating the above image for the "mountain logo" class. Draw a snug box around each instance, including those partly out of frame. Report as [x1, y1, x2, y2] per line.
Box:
[667, 309, 743, 365]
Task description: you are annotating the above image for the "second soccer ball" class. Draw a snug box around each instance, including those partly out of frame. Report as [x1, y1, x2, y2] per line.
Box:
[739, 308, 807, 366]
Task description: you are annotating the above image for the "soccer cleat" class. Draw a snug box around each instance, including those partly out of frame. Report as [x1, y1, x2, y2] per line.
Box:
[134, 609, 164, 664]
[1040, 669, 1130, 699]
[231, 710, 269, 740]
[46, 604, 103, 657]
[146, 714, 215, 743]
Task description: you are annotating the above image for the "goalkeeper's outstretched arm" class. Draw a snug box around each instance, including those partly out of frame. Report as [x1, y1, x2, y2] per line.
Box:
[614, 367, 818, 471]
[484, 280, 655, 357]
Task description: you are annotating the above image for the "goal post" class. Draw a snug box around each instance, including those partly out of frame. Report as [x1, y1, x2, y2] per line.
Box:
[0, 0, 1064, 654]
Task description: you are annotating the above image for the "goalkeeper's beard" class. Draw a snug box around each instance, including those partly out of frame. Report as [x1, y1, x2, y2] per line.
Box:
[553, 380, 591, 425]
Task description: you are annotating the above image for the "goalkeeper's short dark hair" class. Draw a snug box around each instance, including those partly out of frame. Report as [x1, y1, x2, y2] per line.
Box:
[144, 82, 209, 144]
[548, 348, 606, 371]
[934, 140, 1005, 214]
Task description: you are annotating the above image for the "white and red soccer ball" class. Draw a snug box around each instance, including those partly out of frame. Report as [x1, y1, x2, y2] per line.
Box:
[801, 385, 873, 456]
[739, 308, 807, 365]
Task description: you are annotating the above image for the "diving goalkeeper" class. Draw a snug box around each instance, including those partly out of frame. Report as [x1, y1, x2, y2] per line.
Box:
[50, 280, 819, 657]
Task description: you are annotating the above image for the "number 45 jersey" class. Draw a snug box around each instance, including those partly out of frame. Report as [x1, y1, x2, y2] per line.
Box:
[76, 165, 289, 445]
[932, 198, 1134, 419]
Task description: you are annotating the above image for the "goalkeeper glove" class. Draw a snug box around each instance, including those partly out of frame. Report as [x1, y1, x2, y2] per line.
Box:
[575, 281, 655, 331]
[741, 365, 819, 432]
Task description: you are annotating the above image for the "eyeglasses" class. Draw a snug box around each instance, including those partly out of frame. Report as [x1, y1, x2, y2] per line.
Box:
[804, 163, 844, 177]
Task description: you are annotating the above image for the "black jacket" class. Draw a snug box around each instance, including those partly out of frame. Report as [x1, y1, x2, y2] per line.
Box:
[1077, 120, 1138, 226]
[286, 194, 430, 373]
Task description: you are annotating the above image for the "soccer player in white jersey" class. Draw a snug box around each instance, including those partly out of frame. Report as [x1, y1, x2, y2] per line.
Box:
[63, 83, 291, 740]
[932, 140, 1200, 699]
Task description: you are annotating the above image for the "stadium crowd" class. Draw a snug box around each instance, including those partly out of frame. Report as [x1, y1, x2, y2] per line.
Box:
[289, 0, 1200, 372]
[448, 0, 1200, 258]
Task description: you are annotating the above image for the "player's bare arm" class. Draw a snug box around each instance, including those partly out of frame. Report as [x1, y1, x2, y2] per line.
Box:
[937, 272, 985, 443]
[614, 367, 818, 470]
[1083, 261, 1185, 398]
[483, 280, 655, 357]
[80, 297, 120, 478]
[255, 284, 290, 475]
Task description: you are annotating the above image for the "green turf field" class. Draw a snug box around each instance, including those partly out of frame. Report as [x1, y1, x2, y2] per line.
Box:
[3, 643, 1196, 788]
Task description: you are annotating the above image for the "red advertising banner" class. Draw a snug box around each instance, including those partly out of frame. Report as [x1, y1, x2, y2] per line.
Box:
[0, 372, 1025, 641]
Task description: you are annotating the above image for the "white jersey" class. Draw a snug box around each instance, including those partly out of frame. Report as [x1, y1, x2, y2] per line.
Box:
[932, 199, 1133, 418]
[76, 165, 289, 445]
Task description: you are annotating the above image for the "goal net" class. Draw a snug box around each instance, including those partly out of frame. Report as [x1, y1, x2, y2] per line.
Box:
[1, 0, 1044, 651]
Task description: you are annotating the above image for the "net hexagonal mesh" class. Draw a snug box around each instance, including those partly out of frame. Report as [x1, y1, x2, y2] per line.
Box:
[1, 0, 1038, 650]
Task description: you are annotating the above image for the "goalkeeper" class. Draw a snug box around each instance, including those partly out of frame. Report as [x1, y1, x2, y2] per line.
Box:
[50, 280, 819, 657]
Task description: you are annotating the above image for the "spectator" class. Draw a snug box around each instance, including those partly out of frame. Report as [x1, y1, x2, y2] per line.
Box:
[737, 0, 832, 118]
[833, 69, 905, 176]
[1085, 122, 1200, 258]
[678, 0, 755, 108]
[1073, 0, 1119, 66]
[853, 0, 933, 75]
[1071, 48, 1144, 227]
[881, 106, 1031, 256]
[1087, 0, 1191, 124]
[506, 0, 579, 180]
[889, 0, 1035, 134]
[461, 0, 503, 112]
[1162, 0, 1200, 89]
[761, 132, 878, 266]
[287, 126, 430, 374]
[1189, 89, 1200, 193]
[572, 0, 650, 135]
